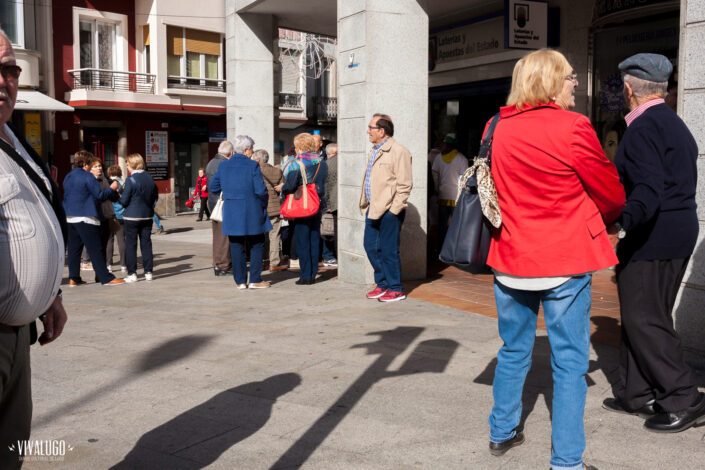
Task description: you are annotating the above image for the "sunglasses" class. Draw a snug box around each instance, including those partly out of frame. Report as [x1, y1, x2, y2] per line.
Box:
[1, 64, 22, 81]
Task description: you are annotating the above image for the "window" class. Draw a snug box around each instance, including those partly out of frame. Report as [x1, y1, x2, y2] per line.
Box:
[79, 19, 117, 87]
[143, 25, 150, 74]
[167, 26, 223, 89]
[1, 0, 24, 47]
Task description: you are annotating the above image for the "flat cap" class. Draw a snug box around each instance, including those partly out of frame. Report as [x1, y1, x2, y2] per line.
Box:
[619, 53, 673, 83]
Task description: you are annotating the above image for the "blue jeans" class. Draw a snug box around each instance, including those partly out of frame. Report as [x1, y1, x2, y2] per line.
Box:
[294, 213, 321, 281]
[363, 209, 405, 292]
[124, 219, 154, 275]
[153, 214, 162, 230]
[490, 275, 591, 470]
[67, 222, 115, 284]
[229, 234, 264, 285]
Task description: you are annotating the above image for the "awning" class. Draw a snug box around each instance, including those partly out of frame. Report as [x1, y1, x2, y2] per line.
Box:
[14, 90, 74, 112]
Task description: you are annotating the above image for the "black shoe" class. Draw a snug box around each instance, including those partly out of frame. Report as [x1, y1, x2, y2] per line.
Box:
[644, 392, 705, 433]
[489, 431, 524, 456]
[295, 278, 308, 285]
[197, 218, 203, 222]
[308, 278, 316, 285]
[602, 397, 656, 419]
[214, 267, 232, 277]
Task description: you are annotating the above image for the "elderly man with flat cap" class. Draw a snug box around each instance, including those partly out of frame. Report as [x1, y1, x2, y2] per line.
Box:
[602, 53, 705, 433]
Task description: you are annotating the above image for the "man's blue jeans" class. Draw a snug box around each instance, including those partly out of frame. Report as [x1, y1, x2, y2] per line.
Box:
[490, 275, 591, 470]
[363, 209, 405, 292]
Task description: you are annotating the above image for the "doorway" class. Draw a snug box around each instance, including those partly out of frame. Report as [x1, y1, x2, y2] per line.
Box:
[174, 142, 202, 212]
[84, 128, 119, 166]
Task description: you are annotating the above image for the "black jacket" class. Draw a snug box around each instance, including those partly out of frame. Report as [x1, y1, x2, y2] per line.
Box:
[615, 103, 698, 262]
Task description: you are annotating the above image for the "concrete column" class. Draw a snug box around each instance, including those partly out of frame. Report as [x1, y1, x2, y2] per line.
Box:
[336, 0, 429, 285]
[674, 0, 705, 368]
[224, 8, 278, 155]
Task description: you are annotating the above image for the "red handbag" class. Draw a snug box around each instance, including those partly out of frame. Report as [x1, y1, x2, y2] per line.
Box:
[280, 161, 321, 219]
[185, 196, 195, 209]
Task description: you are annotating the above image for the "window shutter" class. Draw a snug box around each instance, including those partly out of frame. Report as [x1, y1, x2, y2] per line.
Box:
[167, 26, 183, 55]
[143, 25, 150, 46]
[280, 54, 300, 93]
[185, 29, 221, 56]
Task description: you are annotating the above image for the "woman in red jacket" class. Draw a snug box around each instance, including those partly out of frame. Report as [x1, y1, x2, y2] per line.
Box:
[485, 49, 625, 470]
[195, 167, 210, 221]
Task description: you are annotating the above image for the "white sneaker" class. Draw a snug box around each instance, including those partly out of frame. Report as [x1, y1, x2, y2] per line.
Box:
[237, 284, 247, 290]
[125, 273, 138, 283]
[121, 266, 127, 273]
[145, 272, 153, 281]
[107, 265, 113, 273]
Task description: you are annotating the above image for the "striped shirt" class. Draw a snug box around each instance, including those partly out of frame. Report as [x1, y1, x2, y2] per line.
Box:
[364, 139, 388, 202]
[625, 98, 665, 127]
[0, 125, 64, 326]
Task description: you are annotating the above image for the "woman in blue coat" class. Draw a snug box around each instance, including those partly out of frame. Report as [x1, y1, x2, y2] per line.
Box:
[278, 133, 327, 285]
[210, 135, 272, 289]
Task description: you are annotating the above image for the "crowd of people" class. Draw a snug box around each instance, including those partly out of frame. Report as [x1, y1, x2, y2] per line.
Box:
[1, 20, 703, 469]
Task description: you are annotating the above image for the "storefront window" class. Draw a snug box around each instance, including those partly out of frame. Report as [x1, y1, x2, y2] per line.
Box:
[592, 14, 679, 160]
[0, 1, 23, 47]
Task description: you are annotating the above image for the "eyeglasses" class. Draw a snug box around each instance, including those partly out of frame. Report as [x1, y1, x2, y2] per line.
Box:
[367, 126, 380, 130]
[0, 64, 22, 81]
[565, 73, 578, 83]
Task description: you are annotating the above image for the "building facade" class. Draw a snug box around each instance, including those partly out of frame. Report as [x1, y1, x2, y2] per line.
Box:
[226, 0, 705, 364]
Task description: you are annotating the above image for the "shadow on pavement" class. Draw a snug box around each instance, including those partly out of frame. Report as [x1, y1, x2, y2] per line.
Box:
[34, 335, 215, 428]
[270, 326, 459, 469]
[110, 373, 302, 470]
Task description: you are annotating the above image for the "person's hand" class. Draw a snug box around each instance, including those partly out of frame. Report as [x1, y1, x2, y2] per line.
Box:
[326, 209, 332, 213]
[110, 181, 119, 191]
[38, 295, 67, 345]
[274, 183, 284, 192]
[606, 223, 620, 251]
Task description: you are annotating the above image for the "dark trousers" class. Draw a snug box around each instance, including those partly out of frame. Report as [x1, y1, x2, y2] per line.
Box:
[68, 222, 115, 284]
[363, 209, 405, 292]
[198, 200, 211, 221]
[294, 213, 321, 281]
[106, 219, 125, 267]
[321, 211, 337, 261]
[0, 324, 31, 470]
[229, 234, 264, 285]
[616, 257, 699, 412]
[212, 221, 232, 271]
[438, 204, 455, 251]
[124, 219, 154, 275]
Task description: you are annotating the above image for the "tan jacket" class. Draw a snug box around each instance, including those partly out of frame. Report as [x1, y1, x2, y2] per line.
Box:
[359, 137, 413, 220]
[260, 162, 284, 217]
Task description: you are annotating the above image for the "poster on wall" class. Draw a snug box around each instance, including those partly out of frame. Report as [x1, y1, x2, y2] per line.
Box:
[505, 0, 548, 49]
[145, 130, 168, 181]
[24, 113, 42, 155]
[428, 16, 505, 71]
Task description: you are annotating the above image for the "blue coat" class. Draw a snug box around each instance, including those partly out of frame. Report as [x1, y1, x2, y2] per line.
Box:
[63, 167, 116, 218]
[120, 172, 159, 219]
[210, 154, 272, 236]
[615, 103, 699, 262]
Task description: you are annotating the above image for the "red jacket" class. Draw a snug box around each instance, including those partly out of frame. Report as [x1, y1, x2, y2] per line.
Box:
[195, 175, 208, 198]
[487, 103, 625, 277]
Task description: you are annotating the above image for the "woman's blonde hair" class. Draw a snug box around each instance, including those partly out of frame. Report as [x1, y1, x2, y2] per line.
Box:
[294, 133, 317, 153]
[507, 49, 572, 110]
[126, 153, 146, 170]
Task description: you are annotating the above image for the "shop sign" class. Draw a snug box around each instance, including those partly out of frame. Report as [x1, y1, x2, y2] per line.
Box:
[24, 113, 41, 155]
[594, 0, 672, 21]
[505, 0, 548, 49]
[208, 131, 226, 143]
[145, 130, 169, 181]
[429, 16, 504, 71]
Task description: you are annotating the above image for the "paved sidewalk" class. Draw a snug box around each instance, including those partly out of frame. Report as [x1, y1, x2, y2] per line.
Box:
[26, 216, 703, 469]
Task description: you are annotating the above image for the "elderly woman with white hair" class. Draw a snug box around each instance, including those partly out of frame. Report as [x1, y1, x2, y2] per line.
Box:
[210, 135, 272, 289]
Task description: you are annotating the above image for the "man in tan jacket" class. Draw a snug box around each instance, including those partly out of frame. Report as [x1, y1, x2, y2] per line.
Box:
[360, 114, 413, 302]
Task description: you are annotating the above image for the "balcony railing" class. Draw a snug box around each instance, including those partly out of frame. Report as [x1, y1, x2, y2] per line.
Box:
[279, 93, 303, 111]
[167, 76, 226, 92]
[68, 68, 156, 94]
[312, 96, 337, 122]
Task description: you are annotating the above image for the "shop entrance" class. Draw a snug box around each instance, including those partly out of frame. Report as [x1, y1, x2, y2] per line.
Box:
[174, 142, 203, 213]
[84, 128, 119, 167]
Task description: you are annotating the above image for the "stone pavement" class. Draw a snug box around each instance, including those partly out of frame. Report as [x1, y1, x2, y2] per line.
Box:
[26, 216, 704, 469]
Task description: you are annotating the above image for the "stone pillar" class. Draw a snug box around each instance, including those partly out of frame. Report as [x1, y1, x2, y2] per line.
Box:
[225, 9, 278, 154]
[336, 0, 429, 286]
[674, 1, 705, 369]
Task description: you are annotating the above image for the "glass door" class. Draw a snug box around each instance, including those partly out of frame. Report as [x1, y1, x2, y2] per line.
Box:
[174, 142, 202, 212]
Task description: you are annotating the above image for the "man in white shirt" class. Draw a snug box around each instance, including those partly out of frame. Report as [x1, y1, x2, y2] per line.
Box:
[431, 133, 468, 252]
[0, 29, 68, 468]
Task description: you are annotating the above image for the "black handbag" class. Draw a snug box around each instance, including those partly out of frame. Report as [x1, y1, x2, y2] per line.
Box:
[439, 113, 500, 274]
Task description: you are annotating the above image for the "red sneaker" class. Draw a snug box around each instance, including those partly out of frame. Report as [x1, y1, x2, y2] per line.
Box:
[378, 291, 406, 302]
[366, 287, 387, 299]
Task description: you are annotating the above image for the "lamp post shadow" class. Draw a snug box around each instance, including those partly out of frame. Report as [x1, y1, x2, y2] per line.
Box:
[270, 326, 459, 470]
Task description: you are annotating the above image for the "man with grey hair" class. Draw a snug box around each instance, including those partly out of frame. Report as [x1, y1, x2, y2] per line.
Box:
[206, 140, 234, 276]
[252, 149, 286, 270]
[0, 29, 68, 467]
[602, 53, 705, 433]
